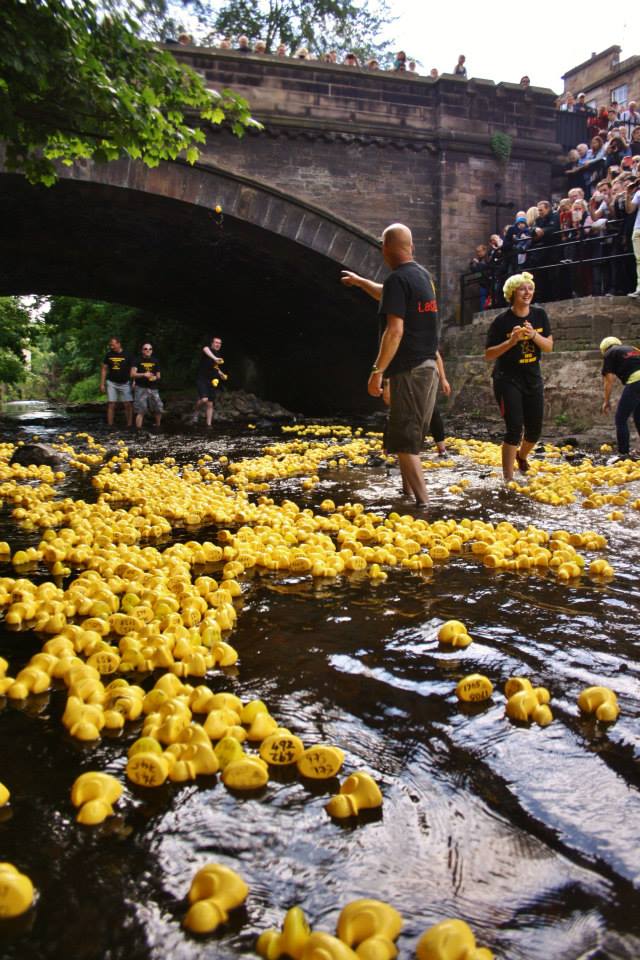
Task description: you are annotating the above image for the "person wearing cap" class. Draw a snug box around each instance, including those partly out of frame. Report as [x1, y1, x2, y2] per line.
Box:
[575, 93, 590, 115]
[600, 337, 640, 456]
[503, 212, 532, 275]
[485, 271, 553, 482]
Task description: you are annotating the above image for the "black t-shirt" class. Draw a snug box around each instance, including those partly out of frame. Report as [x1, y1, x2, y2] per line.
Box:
[378, 261, 439, 376]
[103, 350, 131, 384]
[486, 305, 551, 384]
[133, 355, 161, 389]
[601, 344, 640, 383]
[197, 348, 222, 381]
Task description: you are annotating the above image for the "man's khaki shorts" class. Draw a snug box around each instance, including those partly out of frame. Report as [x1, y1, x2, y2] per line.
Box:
[385, 360, 438, 454]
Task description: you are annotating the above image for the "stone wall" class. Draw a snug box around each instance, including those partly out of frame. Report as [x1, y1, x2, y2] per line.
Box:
[173, 47, 562, 321]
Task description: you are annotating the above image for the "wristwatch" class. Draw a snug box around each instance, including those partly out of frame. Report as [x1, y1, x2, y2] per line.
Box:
[371, 365, 383, 374]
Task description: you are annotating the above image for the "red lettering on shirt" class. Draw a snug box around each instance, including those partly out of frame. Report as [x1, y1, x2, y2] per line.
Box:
[417, 300, 438, 313]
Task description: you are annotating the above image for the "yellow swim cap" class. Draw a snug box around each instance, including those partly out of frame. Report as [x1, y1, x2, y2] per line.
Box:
[599, 336, 621, 355]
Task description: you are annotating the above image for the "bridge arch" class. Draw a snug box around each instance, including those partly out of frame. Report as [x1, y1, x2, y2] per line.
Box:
[0, 159, 384, 412]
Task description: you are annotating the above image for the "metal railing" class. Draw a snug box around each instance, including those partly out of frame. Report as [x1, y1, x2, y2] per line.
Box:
[556, 111, 588, 151]
[459, 220, 636, 325]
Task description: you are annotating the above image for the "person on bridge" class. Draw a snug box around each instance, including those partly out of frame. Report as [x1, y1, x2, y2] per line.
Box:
[131, 342, 164, 431]
[194, 335, 227, 427]
[341, 223, 440, 509]
[100, 336, 133, 429]
[600, 337, 640, 457]
[485, 272, 553, 483]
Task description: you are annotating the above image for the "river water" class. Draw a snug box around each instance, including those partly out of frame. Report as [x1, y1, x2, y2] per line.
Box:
[0, 404, 639, 960]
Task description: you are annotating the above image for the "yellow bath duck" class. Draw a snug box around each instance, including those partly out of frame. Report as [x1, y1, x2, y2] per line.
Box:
[337, 899, 403, 958]
[577, 686, 620, 722]
[297, 745, 345, 780]
[416, 918, 493, 959]
[0, 862, 35, 918]
[325, 773, 383, 818]
[456, 674, 493, 703]
[437, 621, 472, 649]
[504, 677, 553, 727]
[183, 863, 249, 934]
[257, 905, 311, 959]
[71, 771, 123, 825]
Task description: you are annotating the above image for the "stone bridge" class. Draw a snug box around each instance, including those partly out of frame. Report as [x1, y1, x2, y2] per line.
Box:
[0, 47, 562, 412]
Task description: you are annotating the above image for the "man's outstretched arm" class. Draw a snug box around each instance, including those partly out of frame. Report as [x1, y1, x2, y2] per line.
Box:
[341, 270, 383, 301]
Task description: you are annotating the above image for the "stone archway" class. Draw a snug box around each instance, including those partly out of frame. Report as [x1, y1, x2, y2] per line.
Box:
[0, 159, 385, 412]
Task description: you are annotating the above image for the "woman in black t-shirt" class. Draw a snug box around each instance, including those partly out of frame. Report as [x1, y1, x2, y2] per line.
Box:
[485, 271, 554, 482]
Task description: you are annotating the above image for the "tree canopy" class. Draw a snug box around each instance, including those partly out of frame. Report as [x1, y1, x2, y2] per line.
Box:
[0, 298, 33, 386]
[0, 0, 260, 186]
[207, 0, 395, 61]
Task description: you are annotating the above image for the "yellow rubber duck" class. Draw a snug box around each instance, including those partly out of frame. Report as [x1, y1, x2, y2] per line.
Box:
[297, 745, 345, 779]
[300, 932, 358, 959]
[222, 755, 269, 790]
[437, 621, 472, 648]
[183, 863, 249, 933]
[504, 677, 553, 727]
[259, 730, 305, 766]
[257, 905, 312, 959]
[0, 862, 35, 918]
[416, 918, 493, 959]
[577, 686, 620, 722]
[456, 674, 493, 703]
[71, 771, 123, 824]
[337, 899, 403, 959]
[325, 773, 383, 818]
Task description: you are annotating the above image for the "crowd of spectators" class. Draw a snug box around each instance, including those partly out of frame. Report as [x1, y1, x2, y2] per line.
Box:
[467, 97, 640, 310]
[168, 32, 473, 78]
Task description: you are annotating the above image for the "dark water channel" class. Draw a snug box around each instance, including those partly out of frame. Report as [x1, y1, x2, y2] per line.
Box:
[1, 406, 639, 960]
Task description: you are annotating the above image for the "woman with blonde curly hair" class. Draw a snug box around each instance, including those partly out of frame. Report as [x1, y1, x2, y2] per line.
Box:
[525, 206, 539, 229]
[485, 272, 554, 481]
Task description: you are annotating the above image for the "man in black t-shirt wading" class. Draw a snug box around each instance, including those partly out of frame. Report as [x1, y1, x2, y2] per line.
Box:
[131, 342, 164, 430]
[600, 336, 640, 455]
[100, 336, 133, 428]
[341, 223, 440, 508]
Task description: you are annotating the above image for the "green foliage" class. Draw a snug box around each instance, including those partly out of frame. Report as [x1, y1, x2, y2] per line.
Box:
[0, 0, 261, 186]
[207, 0, 395, 61]
[0, 298, 31, 385]
[68, 373, 103, 404]
[490, 132, 512, 166]
[44, 296, 207, 398]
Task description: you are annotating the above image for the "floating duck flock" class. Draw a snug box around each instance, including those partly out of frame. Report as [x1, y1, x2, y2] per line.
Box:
[0, 424, 635, 957]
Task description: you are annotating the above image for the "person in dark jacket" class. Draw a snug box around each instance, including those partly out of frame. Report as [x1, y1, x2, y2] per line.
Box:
[503, 214, 532, 276]
[529, 201, 559, 300]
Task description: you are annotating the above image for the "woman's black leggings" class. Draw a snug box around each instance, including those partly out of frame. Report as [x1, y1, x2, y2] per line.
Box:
[493, 377, 544, 447]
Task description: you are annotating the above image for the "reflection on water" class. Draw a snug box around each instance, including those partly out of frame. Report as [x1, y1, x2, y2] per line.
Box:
[0, 418, 639, 960]
[1, 400, 63, 420]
